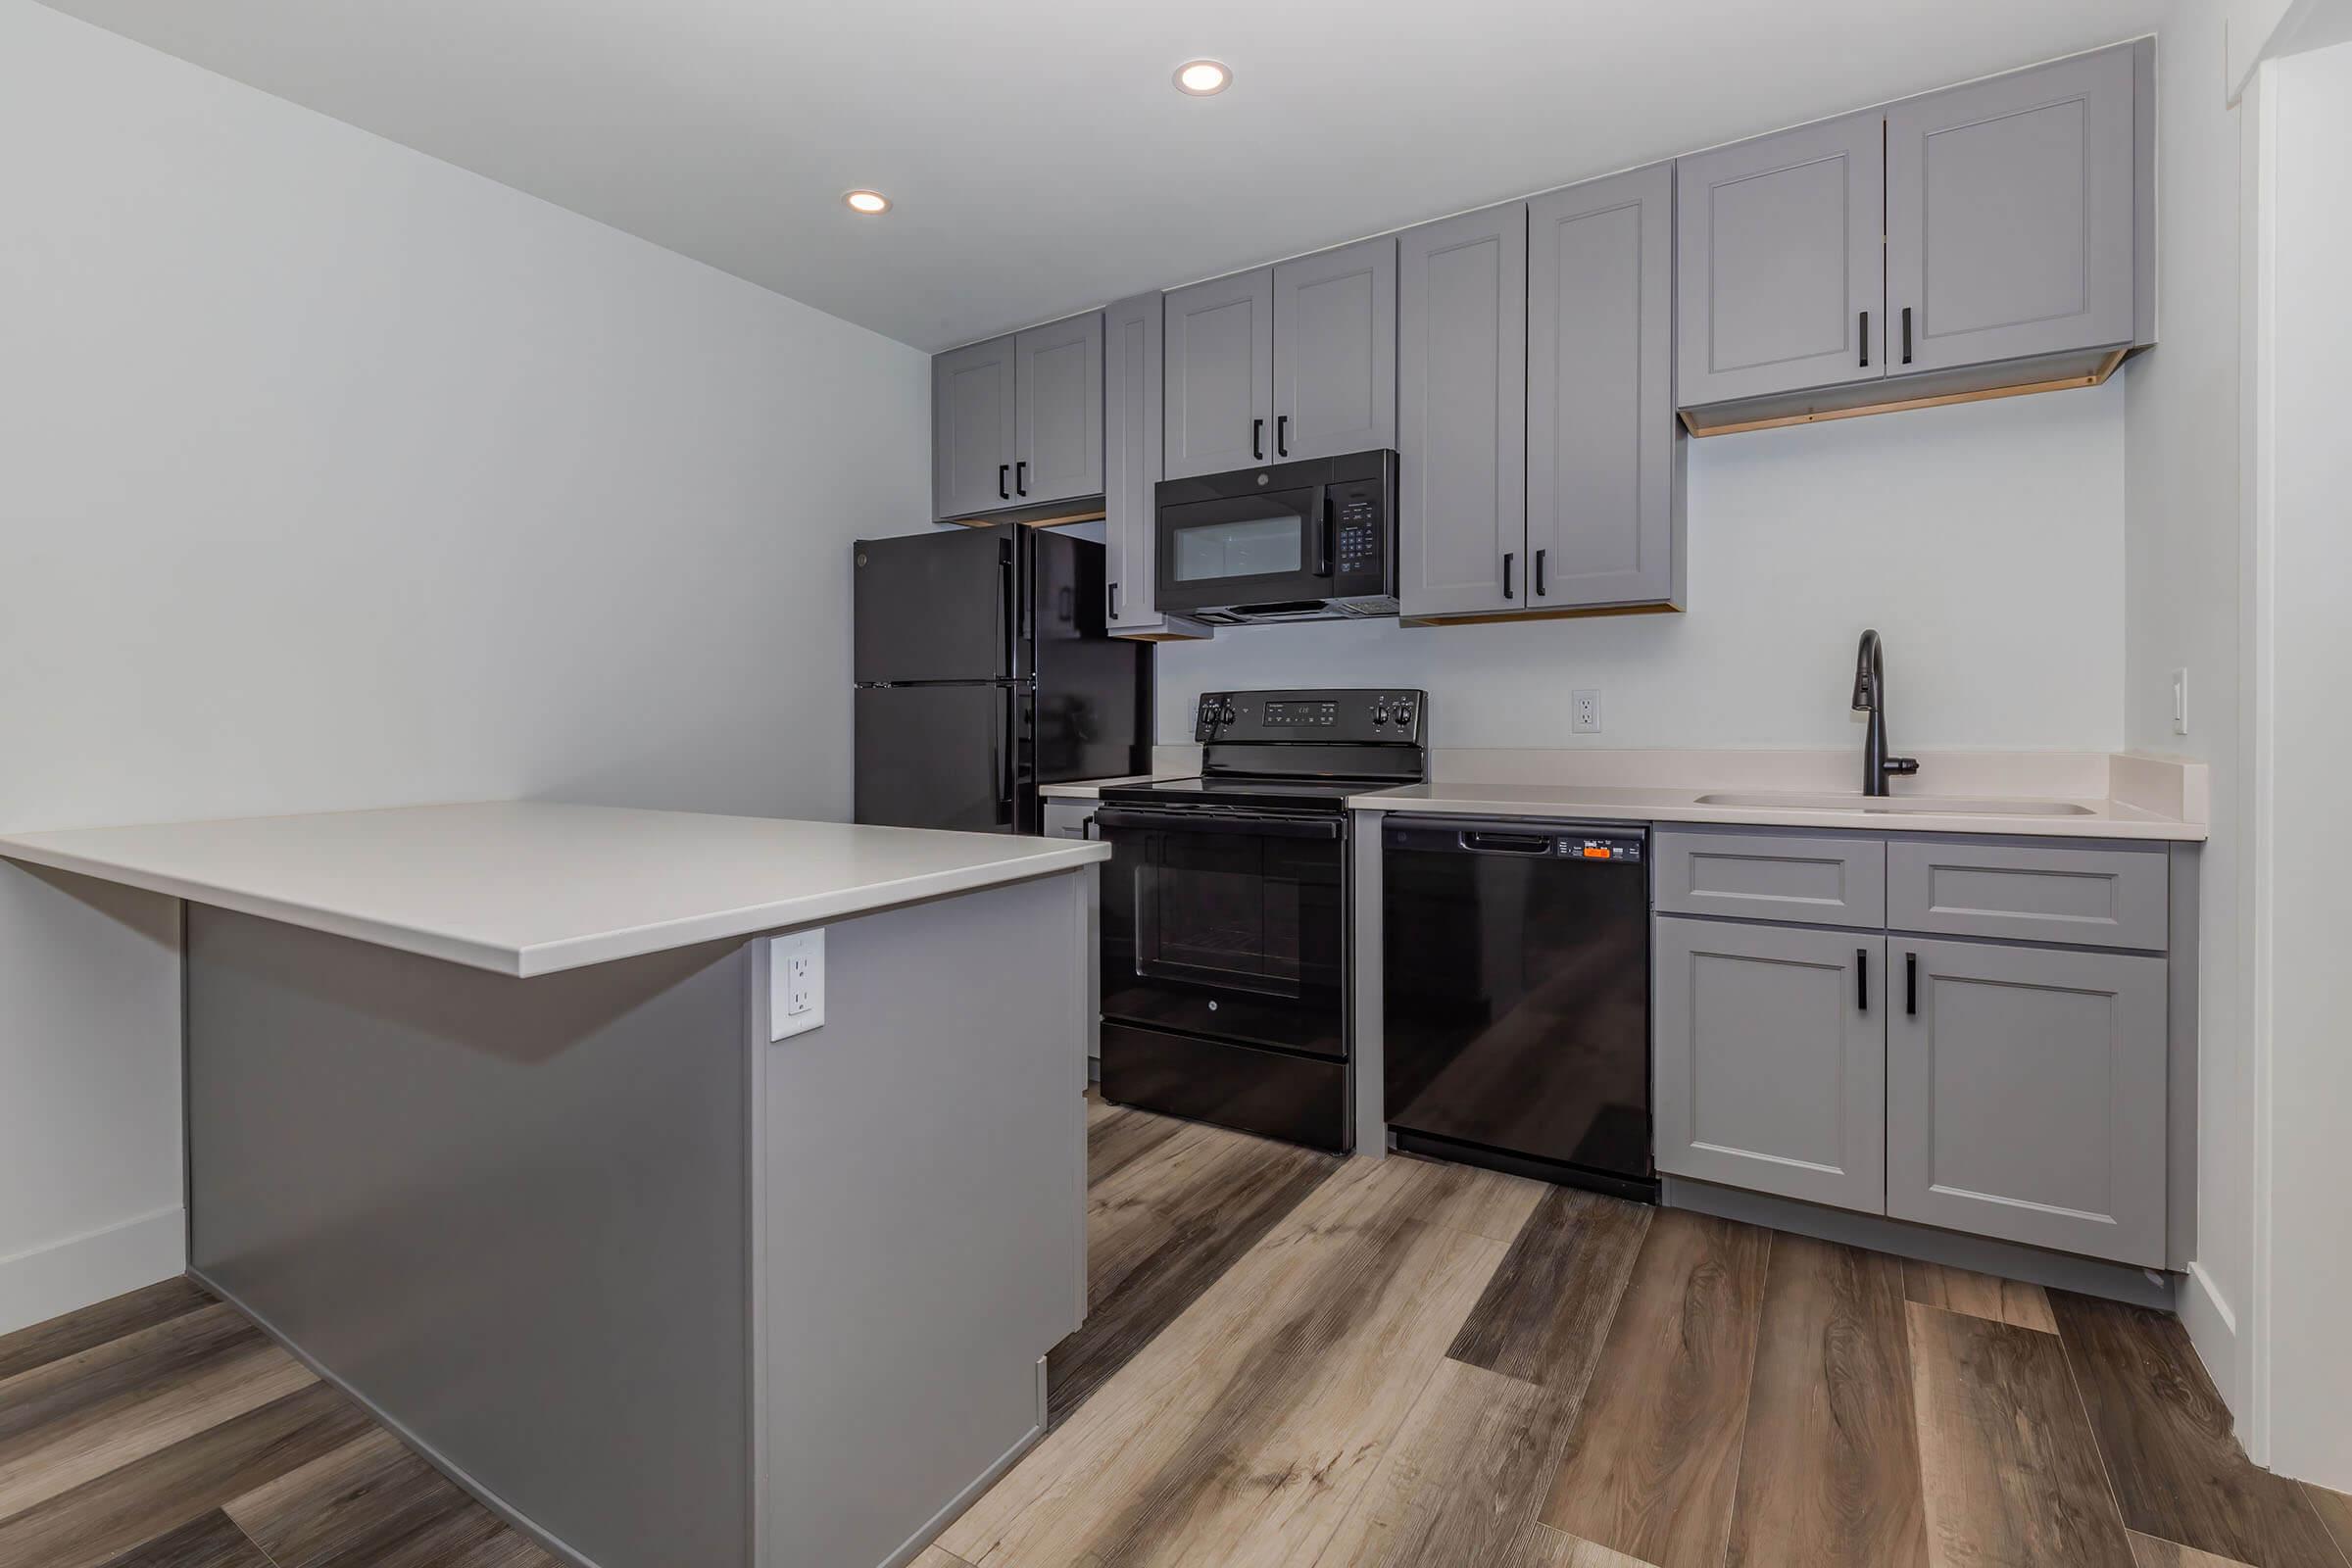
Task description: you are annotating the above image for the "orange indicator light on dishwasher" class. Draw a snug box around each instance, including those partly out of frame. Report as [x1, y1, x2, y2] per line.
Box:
[1582, 846, 1611, 858]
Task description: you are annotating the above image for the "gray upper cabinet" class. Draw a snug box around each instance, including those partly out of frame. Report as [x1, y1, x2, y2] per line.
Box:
[1886, 46, 2137, 372]
[1163, 269, 1275, 479]
[1887, 937, 2168, 1265]
[932, 335, 1018, 520]
[1013, 312, 1103, 508]
[1527, 164, 1683, 611]
[1102, 292, 1206, 640]
[1654, 916, 1886, 1215]
[1271, 237, 1396, 464]
[1397, 202, 1529, 620]
[1675, 112, 1885, 408]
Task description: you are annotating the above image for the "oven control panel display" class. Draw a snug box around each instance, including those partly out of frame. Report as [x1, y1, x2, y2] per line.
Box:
[1262, 701, 1340, 728]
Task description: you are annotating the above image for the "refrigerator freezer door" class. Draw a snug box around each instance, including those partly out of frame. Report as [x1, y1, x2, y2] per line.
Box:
[853, 528, 1018, 685]
[853, 685, 1021, 832]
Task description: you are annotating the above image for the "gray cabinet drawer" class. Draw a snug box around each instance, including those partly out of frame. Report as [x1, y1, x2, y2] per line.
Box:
[1653, 829, 1885, 928]
[1886, 839, 2167, 951]
[1887, 938, 2167, 1265]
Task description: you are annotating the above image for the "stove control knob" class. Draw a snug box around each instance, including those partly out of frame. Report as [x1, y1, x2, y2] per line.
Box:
[1372, 703, 1391, 726]
[1394, 704, 1415, 728]
[1219, 705, 1236, 724]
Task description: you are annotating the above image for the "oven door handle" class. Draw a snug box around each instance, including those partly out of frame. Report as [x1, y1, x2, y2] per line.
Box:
[1095, 808, 1343, 841]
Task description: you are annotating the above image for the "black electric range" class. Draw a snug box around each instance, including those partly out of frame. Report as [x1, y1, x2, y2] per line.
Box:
[1090, 689, 1425, 1152]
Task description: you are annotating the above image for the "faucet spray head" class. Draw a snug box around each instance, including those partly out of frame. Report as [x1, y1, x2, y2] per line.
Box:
[1852, 628, 1882, 712]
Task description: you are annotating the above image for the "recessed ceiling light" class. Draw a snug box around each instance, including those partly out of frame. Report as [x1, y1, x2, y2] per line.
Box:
[843, 189, 891, 215]
[1173, 60, 1231, 96]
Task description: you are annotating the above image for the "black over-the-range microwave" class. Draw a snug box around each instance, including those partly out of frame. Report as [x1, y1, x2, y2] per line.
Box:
[1152, 449, 1398, 625]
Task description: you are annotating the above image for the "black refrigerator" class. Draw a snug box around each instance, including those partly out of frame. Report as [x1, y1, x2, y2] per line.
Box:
[854, 526, 1152, 834]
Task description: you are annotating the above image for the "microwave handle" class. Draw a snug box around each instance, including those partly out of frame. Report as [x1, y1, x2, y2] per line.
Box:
[1313, 493, 1334, 578]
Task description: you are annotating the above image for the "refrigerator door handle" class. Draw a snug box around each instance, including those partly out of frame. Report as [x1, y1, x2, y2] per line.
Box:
[997, 534, 1016, 680]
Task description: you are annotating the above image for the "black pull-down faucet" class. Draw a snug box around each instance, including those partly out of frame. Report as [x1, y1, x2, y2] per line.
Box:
[1852, 629, 1920, 797]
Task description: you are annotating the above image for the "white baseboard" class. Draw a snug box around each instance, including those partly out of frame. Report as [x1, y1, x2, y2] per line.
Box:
[2178, 1260, 2244, 1421]
[0, 1206, 186, 1337]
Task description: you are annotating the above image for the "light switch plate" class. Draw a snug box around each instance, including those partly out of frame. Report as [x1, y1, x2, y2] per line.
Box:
[2171, 668, 2189, 735]
[769, 929, 825, 1040]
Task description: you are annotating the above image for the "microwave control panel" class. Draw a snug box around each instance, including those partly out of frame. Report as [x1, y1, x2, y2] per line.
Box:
[1194, 688, 1428, 743]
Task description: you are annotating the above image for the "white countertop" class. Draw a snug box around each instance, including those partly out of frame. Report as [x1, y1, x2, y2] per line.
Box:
[0, 802, 1109, 977]
[1346, 780, 2204, 841]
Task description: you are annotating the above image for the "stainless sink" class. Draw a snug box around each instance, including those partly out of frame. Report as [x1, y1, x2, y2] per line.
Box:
[1693, 791, 2093, 816]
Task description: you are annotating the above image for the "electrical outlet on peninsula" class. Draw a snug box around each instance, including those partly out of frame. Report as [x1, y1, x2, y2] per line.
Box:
[768, 929, 825, 1040]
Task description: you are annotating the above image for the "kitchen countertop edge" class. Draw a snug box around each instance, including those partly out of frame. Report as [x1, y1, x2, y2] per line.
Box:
[0, 807, 1112, 978]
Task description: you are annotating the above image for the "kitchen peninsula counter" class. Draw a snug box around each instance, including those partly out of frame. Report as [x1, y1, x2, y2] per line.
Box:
[1, 802, 1103, 1568]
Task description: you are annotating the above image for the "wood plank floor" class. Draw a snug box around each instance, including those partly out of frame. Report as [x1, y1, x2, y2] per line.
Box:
[2, 1091, 2339, 1568]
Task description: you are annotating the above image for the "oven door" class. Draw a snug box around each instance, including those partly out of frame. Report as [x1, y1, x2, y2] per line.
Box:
[1095, 806, 1348, 1057]
[1153, 485, 1330, 614]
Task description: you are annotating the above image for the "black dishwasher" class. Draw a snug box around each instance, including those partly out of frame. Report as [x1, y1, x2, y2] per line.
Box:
[1382, 817, 1654, 1200]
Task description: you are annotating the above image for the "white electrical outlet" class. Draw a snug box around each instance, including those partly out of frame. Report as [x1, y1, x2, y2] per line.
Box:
[2171, 668, 2190, 735]
[1572, 689, 1602, 734]
[769, 929, 825, 1040]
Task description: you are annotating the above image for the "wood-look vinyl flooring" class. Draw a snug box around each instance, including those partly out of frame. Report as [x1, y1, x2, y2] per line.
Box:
[4, 1090, 2345, 1568]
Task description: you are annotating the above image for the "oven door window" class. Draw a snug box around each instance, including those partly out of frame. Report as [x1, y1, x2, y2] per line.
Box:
[1156, 489, 1319, 606]
[1099, 814, 1346, 1057]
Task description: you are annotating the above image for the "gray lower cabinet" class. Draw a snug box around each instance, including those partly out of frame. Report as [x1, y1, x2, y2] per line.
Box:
[1886, 45, 2137, 373]
[1013, 312, 1103, 507]
[1163, 267, 1275, 479]
[932, 333, 1018, 520]
[1271, 236, 1396, 464]
[1886, 937, 2168, 1266]
[1674, 112, 1885, 409]
[1654, 916, 1886, 1214]
[1527, 163, 1682, 610]
[1102, 292, 1206, 640]
[1396, 201, 1529, 619]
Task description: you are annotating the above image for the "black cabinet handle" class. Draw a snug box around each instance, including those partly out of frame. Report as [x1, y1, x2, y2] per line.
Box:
[1535, 549, 1546, 598]
[1014, 460, 1029, 496]
[1859, 310, 1870, 368]
[997, 464, 1009, 501]
[1905, 953, 1918, 1015]
[1107, 582, 1120, 619]
[1502, 551, 1516, 600]
[1252, 417, 1265, 462]
[1901, 307, 1913, 365]
[1857, 949, 1869, 1011]
[1277, 414, 1290, 458]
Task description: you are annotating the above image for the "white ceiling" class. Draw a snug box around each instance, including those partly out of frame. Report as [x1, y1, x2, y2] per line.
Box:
[38, 0, 2166, 353]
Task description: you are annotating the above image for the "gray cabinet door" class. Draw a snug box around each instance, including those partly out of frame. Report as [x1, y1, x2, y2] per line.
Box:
[1396, 202, 1529, 619]
[1527, 163, 1681, 610]
[1887, 938, 2167, 1265]
[1886, 46, 2136, 373]
[1272, 236, 1396, 464]
[1163, 268, 1273, 479]
[1654, 916, 1886, 1215]
[933, 334, 1017, 520]
[1013, 312, 1103, 507]
[1101, 293, 1203, 639]
[1675, 113, 1886, 407]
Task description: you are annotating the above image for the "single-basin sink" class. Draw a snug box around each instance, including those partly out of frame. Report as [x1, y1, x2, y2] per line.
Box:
[1693, 791, 2093, 816]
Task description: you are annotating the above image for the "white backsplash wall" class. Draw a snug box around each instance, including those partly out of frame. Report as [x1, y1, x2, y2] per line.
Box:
[1157, 376, 2127, 753]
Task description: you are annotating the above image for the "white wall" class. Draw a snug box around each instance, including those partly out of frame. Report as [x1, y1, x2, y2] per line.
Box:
[0, 0, 929, 1331]
[2121, 2, 2259, 1426]
[1159, 382, 2128, 752]
[2257, 33, 2352, 1492]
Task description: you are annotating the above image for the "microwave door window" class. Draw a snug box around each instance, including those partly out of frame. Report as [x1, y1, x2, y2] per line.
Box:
[1173, 514, 1302, 582]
